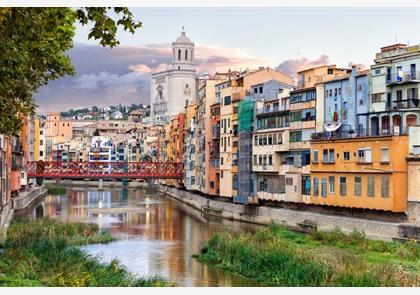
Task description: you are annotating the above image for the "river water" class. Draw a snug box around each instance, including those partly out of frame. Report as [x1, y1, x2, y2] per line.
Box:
[31, 187, 261, 286]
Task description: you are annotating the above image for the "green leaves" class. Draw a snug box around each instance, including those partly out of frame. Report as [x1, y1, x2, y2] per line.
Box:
[0, 7, 142, 136]
[76, 7, 142, 48]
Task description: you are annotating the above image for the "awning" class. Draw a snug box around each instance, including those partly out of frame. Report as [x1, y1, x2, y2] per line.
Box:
[324, 122, 342, 132]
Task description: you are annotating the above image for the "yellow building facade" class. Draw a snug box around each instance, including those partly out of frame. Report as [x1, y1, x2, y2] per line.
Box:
[310, 135, 409, 212]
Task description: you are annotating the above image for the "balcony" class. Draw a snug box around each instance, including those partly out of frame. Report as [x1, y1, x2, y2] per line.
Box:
[256, 104, 288, 116]
[386, 71, 420, 86]
[392, 98, 420, 110]
[311, 127, 406, 141]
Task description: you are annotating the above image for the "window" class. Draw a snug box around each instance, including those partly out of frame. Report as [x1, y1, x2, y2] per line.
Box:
[268, 155, 273, 165]
[381, 147, 389, 162]
[368, 176, 375, 197]
[254, 155, 257, 165]
[268, 135, 272, 145]
[224, 96, 231, 106]
[210, 181, 215, 189]
[358, 149, 365, 161]
[374, 69, 381, 75]
[313, 178, 319, 196]
[339, 177, 347, 196]
[321, 178, 327, 197]
[328, 149, 334, 162]
[221, 171, 223, 178]
[322, 149, 328, 162]
[354, 177, 362, 196]
[381, 176, 389, 198]
[185, 49, 188, 60]
[221, 157, 224, 165]
[343, 151, 350, 161]
[365, 148, 372, 162]
[313, 150, 319, 163]
[178, 49, 181, 60]
[254, 135, 258, 146]
[329, 176, 335, 194]
[259, 86, 263, 94]
[259, 155, 263, 166]
[371, 93, 383, 103]
[328, 68, 333, 74]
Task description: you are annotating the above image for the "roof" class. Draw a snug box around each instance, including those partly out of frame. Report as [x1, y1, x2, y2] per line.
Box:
[129, 109, 146, 115]
[172, 30, 193, 45]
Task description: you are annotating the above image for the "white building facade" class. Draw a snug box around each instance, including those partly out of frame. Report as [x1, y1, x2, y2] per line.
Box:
[151, 29, 197, 122]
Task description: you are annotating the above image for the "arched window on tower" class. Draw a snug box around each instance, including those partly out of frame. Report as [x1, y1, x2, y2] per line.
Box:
[178, 49, 181, 61]
[185, 49, 188, 61]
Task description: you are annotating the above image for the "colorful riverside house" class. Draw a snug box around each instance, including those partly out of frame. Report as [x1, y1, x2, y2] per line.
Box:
[194, 73, 230, 195]
[250, 81, 293, 203]
[218, 67, 294, 200]
[288, 65, 349, 203]
[363, 43, 420, 136]
[322, 66, 370, 136]
[183, 103, 198, 191]
[309, 134, 409, 212]
[208, 100, 221, 197]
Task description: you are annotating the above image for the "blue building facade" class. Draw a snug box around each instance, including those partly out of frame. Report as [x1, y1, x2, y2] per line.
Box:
[324, 67, 370, 135]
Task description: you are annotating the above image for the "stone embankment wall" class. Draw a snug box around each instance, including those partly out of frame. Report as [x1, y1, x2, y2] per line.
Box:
[160, 185, 420, 241]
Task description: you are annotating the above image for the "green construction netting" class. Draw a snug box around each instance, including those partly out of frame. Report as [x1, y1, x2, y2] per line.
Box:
[238, 98, 254, 132]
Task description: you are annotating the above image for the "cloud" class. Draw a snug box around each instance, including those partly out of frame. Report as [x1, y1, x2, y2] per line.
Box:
[347, 62, 368, 71]
[275, 54, 331, 77]
[34, 42, 268, 114]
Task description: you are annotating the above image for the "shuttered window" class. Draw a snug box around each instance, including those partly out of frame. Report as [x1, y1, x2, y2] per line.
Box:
[381, 176, 389, 198]
[313, 178, 319, 196]
[329, 176, 335, 194]
[354, 176, 362, 196]
[321, 178, 327, 197]
[279, 175, 286, 194]
[339, 177, 347, 196]
[368, 176, 375, 197]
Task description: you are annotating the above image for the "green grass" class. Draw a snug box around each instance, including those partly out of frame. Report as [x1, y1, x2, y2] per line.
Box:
[0, 218, 174, 287]
[196, 223, 420, 287]
[45, 185, 67, 195]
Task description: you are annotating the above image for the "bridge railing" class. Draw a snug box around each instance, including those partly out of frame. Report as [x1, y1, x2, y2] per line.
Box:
[27, 161, 183, 179]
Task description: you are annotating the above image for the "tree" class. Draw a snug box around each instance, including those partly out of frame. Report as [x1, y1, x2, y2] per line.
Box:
[92, 106, 99, 112]
[0, 7, 142, 136]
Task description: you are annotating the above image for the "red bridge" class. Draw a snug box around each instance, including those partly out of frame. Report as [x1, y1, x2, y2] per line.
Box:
[27, 161, 183, 180]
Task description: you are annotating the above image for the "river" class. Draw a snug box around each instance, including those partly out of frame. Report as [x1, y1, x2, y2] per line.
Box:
[25, 187, 262, 287]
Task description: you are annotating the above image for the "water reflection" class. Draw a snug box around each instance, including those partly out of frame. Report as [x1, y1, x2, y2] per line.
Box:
[41, 188, 261, 287]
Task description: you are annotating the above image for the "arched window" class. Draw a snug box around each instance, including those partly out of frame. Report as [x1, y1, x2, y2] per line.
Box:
[185, 49, 188, 61]
[178, 49, 181, 61]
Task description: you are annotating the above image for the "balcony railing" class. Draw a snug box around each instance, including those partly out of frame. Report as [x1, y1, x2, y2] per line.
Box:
[311, 127, 407, 141]
[386, 71, 420, 85]
[256, 104, 288, 115]
[391, 98, 420, 109]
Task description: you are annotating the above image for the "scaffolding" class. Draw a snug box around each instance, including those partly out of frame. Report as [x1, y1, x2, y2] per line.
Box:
[235, 97, 257, 204]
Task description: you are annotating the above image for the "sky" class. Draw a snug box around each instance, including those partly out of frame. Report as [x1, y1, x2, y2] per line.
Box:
[34, 7, 420, 114]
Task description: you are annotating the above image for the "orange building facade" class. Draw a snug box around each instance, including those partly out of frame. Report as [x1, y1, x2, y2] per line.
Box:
[310, 135, 409, 212]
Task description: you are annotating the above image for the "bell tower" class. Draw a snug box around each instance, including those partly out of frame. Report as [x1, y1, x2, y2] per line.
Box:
[172, 27, 195, 71]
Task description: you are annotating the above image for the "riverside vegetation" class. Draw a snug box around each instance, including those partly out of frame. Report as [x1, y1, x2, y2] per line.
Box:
[196, 223, 420, 286]
[0, 218, 174, 286]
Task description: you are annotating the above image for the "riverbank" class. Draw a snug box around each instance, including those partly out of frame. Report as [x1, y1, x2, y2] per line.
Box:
[196, 223, 420, 286]
[160, 185, 420, 241]
[0, 218, 174, 287]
